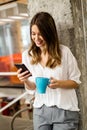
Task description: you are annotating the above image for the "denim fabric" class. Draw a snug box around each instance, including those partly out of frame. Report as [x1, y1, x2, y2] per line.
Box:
[33, 105, 79, 130]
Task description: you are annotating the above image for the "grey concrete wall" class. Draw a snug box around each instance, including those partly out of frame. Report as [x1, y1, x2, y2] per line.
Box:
[27, 0, 87, 130]
[71, 1, 87, 130]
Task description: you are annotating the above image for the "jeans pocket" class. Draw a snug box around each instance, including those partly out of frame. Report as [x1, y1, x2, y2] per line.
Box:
[33, 105, 44, 116]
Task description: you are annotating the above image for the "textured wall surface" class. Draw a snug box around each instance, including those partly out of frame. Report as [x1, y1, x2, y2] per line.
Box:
[27, 0, 87, 130]
[28, 0, 73, 28]
[71, 1, 87, 130]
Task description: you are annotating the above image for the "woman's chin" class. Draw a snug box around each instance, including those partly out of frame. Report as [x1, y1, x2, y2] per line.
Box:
[36, 43, 43, 47]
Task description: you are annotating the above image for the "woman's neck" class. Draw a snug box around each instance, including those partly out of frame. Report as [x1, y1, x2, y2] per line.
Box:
[40, 51, 48, 67]
[40, 44, 47, 54]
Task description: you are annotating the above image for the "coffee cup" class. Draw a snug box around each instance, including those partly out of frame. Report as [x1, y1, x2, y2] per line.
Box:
[35, 77, 50, 94]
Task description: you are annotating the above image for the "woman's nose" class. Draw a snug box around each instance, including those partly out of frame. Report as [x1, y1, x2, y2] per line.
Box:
[35, 34, 39, 40]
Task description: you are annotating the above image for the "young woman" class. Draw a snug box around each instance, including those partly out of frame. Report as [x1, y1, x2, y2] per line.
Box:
[17, 12, 81, 130]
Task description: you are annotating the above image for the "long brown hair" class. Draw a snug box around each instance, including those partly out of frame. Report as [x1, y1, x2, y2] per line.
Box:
[28, 12, 61, 68]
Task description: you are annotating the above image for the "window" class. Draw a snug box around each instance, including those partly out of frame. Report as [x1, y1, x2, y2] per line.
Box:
[0, 19, 30, 85]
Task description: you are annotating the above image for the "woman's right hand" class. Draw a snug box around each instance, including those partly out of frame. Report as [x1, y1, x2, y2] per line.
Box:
[17, 68, 32, 83]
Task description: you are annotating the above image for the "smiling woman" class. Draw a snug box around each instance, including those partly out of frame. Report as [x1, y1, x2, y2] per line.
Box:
[16, 11, 81, 130]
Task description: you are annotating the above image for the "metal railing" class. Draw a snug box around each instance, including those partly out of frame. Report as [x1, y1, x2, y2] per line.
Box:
[0, 91, 28, 113]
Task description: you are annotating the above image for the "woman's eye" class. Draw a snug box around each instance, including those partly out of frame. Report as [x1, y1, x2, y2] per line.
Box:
[32, 33, 35, 35]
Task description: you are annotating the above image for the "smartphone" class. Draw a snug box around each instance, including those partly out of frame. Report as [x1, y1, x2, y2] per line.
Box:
[15, 63, 31, 73]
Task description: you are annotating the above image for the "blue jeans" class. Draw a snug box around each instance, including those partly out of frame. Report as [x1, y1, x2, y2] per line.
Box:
[33, 105, 79, 130]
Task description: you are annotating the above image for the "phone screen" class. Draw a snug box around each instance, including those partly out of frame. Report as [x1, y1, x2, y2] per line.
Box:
[15, 63, 30, 73]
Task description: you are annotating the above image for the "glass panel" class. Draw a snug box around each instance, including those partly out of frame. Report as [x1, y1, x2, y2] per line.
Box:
[0, 19, 30, 85]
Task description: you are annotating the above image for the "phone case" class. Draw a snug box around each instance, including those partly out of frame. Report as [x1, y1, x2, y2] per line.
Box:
[15, 64, 30, 73]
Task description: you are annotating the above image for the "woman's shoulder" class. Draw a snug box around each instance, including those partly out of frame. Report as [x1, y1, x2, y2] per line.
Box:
[22, 49, 32, 64]
[60, 44, 71, 54]
[60, 44, 76, 62]
[22, 49, 29, 56]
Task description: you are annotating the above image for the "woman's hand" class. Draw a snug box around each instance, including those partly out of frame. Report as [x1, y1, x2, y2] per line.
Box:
[48, 77, 79, 89]
[48, 77, 59, 89]
[17, 68, 32, 83]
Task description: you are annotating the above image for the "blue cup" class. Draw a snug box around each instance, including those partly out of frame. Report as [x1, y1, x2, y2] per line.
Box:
[35, 77, 50, 94]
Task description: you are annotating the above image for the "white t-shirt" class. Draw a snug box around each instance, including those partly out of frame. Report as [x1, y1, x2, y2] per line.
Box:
[22, 45, 81, 111]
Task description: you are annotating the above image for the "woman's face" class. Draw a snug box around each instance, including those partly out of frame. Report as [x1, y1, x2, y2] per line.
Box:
[31, 25, 46, 49]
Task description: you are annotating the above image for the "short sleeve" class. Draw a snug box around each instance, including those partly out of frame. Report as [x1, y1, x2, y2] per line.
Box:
[25, 76, 36, 95]
[67, 48, 81, 84]
[25, 85, 35, 95]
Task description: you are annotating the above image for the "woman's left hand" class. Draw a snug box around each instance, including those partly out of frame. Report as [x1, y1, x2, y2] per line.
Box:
[48, 77, 79, 89]
[48, 77, 59, 89]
